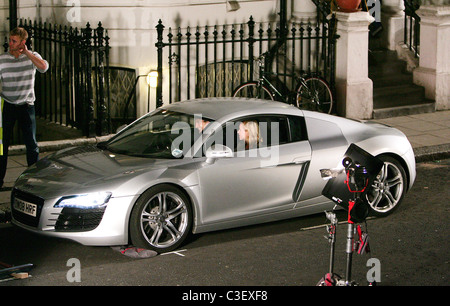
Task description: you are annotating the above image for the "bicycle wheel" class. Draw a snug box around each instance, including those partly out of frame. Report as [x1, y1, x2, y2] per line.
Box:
[296, 77, 333, 113]
[232, 82, 274, 101]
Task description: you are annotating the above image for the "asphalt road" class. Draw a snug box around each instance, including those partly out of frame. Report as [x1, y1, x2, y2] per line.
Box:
[0, 159, 448, 289]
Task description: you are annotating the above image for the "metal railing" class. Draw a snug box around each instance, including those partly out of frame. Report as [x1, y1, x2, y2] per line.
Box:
[15, 19, 112, 137]
[403, 0, 421, 57]
[155, 14, 338, 106]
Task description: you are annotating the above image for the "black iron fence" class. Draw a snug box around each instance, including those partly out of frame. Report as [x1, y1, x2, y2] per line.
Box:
[15, 19, 111, 137]
[403, 0, 421, 58]
[155, 13, 338, 106]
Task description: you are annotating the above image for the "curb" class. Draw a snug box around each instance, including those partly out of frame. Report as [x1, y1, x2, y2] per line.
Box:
[413, 143, 450, 163]
[8, 135, 115, 156]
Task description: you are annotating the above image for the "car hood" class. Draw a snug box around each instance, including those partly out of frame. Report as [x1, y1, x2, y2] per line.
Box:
[14, 145, 191, 199]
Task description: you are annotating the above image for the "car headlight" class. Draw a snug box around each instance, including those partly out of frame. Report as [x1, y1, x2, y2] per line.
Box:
[54, 192, 112, 209]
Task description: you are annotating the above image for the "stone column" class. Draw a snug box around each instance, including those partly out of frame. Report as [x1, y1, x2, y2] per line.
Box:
[291, 0, 317, 22]
[413, 5, 450, 110]
[335, 11, 375, 119]
[380, 0, 405, 50]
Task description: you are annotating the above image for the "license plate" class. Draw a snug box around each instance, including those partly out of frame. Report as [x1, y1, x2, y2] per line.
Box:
[13, 198, 37, 217]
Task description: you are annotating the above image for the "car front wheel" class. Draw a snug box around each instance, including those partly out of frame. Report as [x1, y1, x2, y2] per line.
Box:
[130, 184, 192, 253]
[366, 155, 407, 217]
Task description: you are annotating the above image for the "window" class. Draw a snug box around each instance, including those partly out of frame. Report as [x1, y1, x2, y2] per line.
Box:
[205, 115, 285, 152]
[202, 114, 308, 156]
[107, 109, 213, 159]
[287, 115, 308, 142]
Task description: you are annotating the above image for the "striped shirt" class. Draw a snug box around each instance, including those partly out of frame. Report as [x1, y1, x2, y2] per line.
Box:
[0, 51, 48, 105]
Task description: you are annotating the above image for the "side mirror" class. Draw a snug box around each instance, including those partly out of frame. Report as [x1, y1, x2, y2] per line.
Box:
[205, 144, 233, 164]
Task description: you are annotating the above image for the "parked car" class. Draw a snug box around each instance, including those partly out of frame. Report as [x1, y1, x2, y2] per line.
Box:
[11, 98, 416, 252]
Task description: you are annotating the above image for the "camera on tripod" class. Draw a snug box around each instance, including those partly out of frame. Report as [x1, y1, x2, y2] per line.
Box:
[321, 144, 384, 223]
[317, 144, 384, 286]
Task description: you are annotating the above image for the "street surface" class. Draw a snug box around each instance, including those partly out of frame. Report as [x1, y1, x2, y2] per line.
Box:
[0, 159, 448, 289]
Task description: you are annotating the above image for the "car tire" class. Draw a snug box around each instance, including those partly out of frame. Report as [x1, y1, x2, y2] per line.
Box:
[129, 184, 192, 253]
[366, 155, 407, 217]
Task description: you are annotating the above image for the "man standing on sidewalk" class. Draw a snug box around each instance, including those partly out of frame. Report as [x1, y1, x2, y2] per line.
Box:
[0, 27, 48, 189]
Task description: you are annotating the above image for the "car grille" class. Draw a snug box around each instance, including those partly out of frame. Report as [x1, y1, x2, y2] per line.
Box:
[11, 189, 45, 228]
[54, 207, 106, 232]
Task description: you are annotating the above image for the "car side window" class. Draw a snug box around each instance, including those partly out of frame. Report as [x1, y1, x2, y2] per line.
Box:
[287, 115, 308, 142]
[222, 115, 290, 152]
[203, 115, 307, 156]
[259, 116, 289, 146]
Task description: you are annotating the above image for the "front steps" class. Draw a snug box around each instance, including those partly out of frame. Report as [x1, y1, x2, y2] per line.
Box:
[369, 49, 435, 119]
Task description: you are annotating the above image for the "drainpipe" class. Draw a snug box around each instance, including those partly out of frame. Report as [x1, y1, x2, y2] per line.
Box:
[266, 0, 288, 70]
[9, 0, 17, 30]
[279, 0, 287, 35]
[36, 0, 41, 21]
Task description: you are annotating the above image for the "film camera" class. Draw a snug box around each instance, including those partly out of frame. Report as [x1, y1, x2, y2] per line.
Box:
[321, 144, 384, 223]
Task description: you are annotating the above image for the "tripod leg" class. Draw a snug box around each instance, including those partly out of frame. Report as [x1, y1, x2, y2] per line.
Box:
[329, 224, 336, 275]
[325, 211, 337, 275]
[345, 222, 354, 284]
[317, 211, 340, 286]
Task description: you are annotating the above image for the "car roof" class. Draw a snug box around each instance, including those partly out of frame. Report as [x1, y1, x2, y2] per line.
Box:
[161, 98, 302, 121]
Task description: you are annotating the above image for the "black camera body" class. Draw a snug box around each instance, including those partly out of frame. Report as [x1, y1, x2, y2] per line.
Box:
[321, 144, 384, 223]
[342, 157, 369, 193]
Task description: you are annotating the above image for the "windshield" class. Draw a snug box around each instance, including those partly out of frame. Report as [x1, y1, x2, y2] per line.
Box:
[106, 109, 213, 159]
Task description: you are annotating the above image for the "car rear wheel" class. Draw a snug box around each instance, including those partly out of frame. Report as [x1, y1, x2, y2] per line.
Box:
[130, 184, 192, 253]
[366, 156, 407, 217]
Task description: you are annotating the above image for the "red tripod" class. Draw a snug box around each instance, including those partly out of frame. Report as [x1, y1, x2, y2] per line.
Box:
[318, 158, 372, 286]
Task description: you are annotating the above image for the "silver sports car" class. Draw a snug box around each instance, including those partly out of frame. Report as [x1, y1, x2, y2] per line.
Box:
[11, 98, 416, 252]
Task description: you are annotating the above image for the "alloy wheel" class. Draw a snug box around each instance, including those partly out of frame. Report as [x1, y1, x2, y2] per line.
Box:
[367, 160, 405, 215]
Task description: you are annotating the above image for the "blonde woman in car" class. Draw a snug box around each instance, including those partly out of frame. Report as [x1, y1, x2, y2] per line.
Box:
[238, 120, 261, 150]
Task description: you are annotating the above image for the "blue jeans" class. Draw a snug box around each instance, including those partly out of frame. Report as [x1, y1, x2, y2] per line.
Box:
[0, 102, 39, 187]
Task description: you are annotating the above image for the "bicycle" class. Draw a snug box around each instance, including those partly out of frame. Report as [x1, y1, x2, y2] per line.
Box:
[232, 52, 334, 114]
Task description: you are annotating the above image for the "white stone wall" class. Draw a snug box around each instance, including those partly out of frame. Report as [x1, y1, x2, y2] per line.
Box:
[413, 5, 450, 110]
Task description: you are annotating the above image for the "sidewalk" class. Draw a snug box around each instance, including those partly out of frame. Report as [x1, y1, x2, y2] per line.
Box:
[0, 110, 449, 219]
[374, 110, 450, 162]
